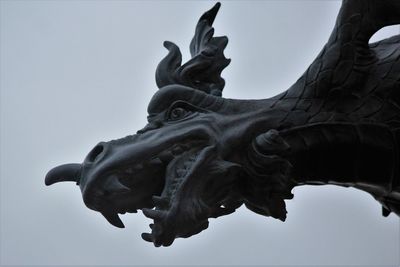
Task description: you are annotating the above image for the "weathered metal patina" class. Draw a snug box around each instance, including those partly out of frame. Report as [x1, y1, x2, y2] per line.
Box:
[46, 1, 400, 247]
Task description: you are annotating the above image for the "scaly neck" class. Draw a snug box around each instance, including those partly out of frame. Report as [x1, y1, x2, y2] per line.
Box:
[280, 122, 397, 198]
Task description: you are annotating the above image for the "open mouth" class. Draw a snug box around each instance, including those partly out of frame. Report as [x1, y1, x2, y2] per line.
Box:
[162, 147, 204, 204]
[91, 140, 240, 246]
[100, 141, 209, 230]
[141, 145, 214, 247]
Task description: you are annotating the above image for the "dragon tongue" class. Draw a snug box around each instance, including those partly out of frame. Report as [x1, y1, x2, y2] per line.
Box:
[101, 211, 125, 228]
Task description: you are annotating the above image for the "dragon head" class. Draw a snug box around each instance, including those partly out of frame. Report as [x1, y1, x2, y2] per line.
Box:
[45, 3, 293, 246]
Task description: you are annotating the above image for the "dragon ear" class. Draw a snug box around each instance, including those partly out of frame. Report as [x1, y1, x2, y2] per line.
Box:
[155, 2, 230, 96]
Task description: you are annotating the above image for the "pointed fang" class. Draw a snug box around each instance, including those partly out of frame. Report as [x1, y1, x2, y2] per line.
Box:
[101, 212, 125, 228]
[142, 208, 166, 220]
[141, 232, 154, 242]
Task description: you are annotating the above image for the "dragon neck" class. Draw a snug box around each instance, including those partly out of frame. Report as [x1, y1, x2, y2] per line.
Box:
[234, 98, 397, 193]
[280, 123, 398, 201]
[240, 100, 400, 217]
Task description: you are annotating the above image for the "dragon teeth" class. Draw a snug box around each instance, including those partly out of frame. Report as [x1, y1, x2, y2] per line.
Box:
[142, 208, 166, 220]
[141, 232, 154, 242]
[101, 211, 125, 228]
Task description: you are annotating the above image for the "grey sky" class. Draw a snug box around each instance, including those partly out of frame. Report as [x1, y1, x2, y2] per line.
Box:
[1, 0, 399, 265]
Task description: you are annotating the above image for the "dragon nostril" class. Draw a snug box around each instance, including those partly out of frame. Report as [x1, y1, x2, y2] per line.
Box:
[86, 143, 105, 163]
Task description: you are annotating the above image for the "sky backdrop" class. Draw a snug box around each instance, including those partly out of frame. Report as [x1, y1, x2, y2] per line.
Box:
[1, 0, 399, 265]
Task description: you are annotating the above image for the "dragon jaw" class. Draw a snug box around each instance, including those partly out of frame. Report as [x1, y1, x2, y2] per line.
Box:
[141, 145, 242, 247]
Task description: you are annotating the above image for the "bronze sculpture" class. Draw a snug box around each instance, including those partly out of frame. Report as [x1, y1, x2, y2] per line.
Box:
[45, 0, 400, 247]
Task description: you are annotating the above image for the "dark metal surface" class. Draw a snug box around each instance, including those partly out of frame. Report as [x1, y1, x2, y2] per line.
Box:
[45, 0, 400, 247]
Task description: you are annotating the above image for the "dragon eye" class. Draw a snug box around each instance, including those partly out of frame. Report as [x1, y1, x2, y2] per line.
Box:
[169, 107, 188, 121]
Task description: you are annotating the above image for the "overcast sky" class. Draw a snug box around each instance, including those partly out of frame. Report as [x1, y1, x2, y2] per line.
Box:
[1, 0, 399, 265]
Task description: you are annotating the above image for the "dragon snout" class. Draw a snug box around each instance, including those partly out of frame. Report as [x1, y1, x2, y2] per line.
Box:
[44, 141, 108, 186]
[85, 142, 106, 164]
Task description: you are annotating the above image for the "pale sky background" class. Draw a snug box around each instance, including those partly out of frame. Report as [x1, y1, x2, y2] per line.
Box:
[1, 0, 399, 266]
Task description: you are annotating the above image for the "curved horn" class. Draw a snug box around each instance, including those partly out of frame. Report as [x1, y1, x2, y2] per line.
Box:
[45, 163, 81, 186]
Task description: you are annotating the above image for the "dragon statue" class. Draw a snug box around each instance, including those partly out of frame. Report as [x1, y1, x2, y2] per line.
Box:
[45, 0, 400, 247]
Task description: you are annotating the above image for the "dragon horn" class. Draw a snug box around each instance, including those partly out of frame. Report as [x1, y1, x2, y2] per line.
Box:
[45, 163, 81, 186]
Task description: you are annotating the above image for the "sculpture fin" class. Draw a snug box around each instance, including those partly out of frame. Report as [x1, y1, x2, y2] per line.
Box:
[155, 2, 230, 96]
